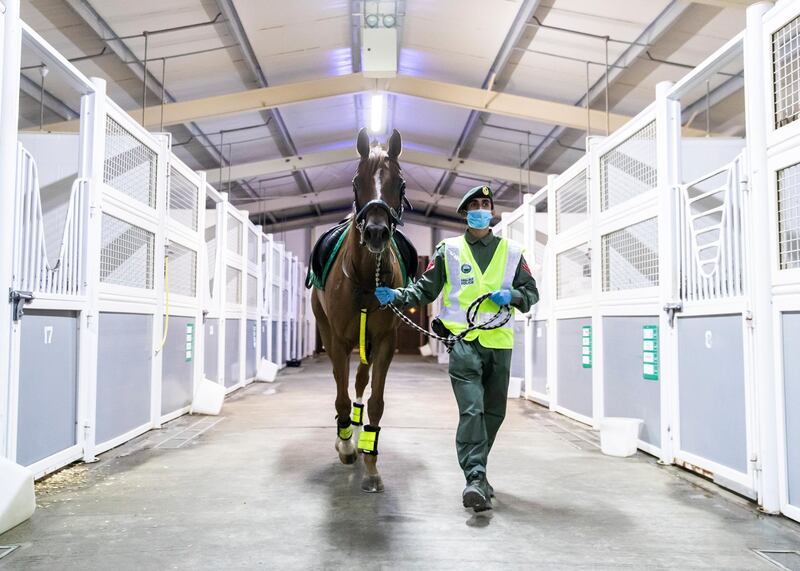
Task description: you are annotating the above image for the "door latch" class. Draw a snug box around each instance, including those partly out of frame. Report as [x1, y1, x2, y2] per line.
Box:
[663, 302, 683, 328]
[9, 289, 34, 321]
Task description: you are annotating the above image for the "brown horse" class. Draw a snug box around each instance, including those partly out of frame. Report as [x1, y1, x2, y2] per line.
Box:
[311, 128, 407, 493]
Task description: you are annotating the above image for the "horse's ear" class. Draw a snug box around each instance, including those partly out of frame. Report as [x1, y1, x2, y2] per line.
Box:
[357, 128, 370, 159]
[387, 129, 402, 159]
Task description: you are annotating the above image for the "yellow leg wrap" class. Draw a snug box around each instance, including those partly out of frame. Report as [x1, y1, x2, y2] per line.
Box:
[338, 425, 353, 440]
[357, 425, 380, 455]
[351, 402, 364, 426]
[359, 309, 369, 365]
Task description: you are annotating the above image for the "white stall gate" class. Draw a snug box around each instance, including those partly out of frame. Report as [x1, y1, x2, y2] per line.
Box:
[490, 1, 800, 522]
[0, 9, 312, 480]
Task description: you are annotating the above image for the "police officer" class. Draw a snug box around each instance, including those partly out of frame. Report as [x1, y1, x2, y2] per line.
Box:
[375, 185, 539, 512]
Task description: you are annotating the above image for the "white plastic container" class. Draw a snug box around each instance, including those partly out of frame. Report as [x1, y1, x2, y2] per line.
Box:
[599, 417, 643, 457]
[507, 376, 522, 398]
[191, 377, 225, 415]
[0, 457, 36, 535]
[256, 359, 279, 383]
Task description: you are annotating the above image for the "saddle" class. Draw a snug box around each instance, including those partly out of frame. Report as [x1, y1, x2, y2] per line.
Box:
[306, 219, 418, 290]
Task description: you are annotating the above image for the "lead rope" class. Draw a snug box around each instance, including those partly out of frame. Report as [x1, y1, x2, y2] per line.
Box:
[374, 252, 512, 352]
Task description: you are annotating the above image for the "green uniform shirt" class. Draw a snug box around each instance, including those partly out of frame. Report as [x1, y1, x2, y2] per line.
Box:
[395, 230, 539, 311]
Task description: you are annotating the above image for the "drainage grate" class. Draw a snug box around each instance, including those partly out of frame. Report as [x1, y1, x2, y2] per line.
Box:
[0, 545, 20, 560]
[154, 417, 224, 449]
[754, 550, 800, 571]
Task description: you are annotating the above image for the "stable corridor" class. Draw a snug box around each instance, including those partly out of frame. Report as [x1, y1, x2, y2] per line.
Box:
[1, 356, 798, 570]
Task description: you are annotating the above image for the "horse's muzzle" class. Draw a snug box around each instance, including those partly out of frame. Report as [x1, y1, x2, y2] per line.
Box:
[364, 223, 391, 253]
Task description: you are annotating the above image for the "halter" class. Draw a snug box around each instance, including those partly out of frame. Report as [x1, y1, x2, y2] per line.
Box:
[353, 178, 412, 246]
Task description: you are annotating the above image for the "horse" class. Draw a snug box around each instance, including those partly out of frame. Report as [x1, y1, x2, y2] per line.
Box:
[310, 127, 408, 493]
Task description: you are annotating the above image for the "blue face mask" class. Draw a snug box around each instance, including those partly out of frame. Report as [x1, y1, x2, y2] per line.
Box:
[466, 209, 492, 229]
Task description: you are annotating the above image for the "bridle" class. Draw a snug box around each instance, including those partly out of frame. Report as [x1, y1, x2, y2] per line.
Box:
[353, 175, 412, 246]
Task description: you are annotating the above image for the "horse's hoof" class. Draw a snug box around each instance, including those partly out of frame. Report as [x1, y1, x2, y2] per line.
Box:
[339, 452, 358, 465]
[361, 474, 384, 493]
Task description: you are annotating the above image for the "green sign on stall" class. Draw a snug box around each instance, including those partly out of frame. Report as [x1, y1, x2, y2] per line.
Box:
[642, 325, 658, 381]
[185, 323, 194, 362]
[581, 325, 592, 369]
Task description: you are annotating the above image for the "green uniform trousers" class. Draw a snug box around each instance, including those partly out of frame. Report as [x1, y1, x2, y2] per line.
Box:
[448, 338, 511, 480]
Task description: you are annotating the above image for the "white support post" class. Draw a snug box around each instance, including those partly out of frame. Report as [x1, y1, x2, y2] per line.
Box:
[195, 172, 207, 394]
[79, 77, 108, 462]
[217, 195, 228, 386]
[656, 80, 680, 465]
[255, 225, 263, 369]
[545, 174, 558, 411]
[744, 0, 780, 514]
[588, 136, 603, 429]
[0, 0, 21, 460]
[150, 134, 169, 429]
[239, 213, 248, 386]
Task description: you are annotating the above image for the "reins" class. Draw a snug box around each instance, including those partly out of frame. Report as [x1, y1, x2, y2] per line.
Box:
[374, 251, 512, 352]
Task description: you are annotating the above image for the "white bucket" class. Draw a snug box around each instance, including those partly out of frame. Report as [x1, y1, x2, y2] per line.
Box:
[599, 417, 643, 457]
[256, 359, 279, 383]
[0, 457, 36, 535]
[191, 377, 225, 415]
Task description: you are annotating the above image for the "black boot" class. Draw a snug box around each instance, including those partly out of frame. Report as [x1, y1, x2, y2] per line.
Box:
[462, 474, 492, 512]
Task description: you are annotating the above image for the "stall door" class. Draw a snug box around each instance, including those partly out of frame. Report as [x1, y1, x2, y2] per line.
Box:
[17, 311, 78, 466]
[782, 312, 800, 512]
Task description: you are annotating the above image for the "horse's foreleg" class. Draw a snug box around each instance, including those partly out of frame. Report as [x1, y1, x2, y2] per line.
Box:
[359, 331, 395, 492]
[330, 340, 357, 465]
[351, 362, 370, 427]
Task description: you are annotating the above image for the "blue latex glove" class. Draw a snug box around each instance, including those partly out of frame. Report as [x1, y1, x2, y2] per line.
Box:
[489, 289, 512, 306]
[375, 287, 399, 306]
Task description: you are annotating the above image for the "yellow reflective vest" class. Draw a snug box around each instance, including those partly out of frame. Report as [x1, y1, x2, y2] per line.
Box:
[439, 236, 523, 349]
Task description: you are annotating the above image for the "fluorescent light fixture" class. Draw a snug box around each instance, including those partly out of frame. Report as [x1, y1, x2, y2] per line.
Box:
[365, 13, 379, 28]
[370, 93, 384, 133]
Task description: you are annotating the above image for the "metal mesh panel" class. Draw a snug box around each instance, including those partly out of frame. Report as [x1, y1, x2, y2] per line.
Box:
[247, 273, 258, 308]
[556, 243, 591, 299]
[167, 241, 197, 297]
[103, 117, 158, 207]
[600, 121, 657, 210]
[778, 162, 800, 270]
[773, 14, 800, 129]
[168, 167, 199, 230]
[226, 265, 242, 304]
[602, 217, 659, 291]
[100, 214, 155, 288]
[556, 170, 588, 233]
[248, 230, 258, 264]
[227, 214, 242, 255]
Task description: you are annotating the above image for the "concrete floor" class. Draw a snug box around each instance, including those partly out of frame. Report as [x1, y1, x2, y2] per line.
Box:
[2, 355, 800, 570]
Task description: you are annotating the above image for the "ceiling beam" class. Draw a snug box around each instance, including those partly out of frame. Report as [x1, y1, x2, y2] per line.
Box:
[234, 185, 511, 216]
[689, 0, 758, 6]
[260, 208, 466, 234]
[204, 147, 549, 186]
[46, 73, 636, 133]
[523, 0, 691, 169]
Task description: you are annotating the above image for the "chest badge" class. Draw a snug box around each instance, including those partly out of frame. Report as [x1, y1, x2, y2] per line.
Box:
[460, 263, 472, 274]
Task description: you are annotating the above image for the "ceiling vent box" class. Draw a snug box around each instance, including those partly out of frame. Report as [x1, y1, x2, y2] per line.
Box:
[362, 28, 397, 78]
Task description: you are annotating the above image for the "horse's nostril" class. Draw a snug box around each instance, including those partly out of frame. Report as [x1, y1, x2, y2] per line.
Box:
[365, 224, 389, 244]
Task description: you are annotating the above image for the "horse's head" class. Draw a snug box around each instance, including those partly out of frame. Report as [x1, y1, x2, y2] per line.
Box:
[353, 127, 410, 254]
